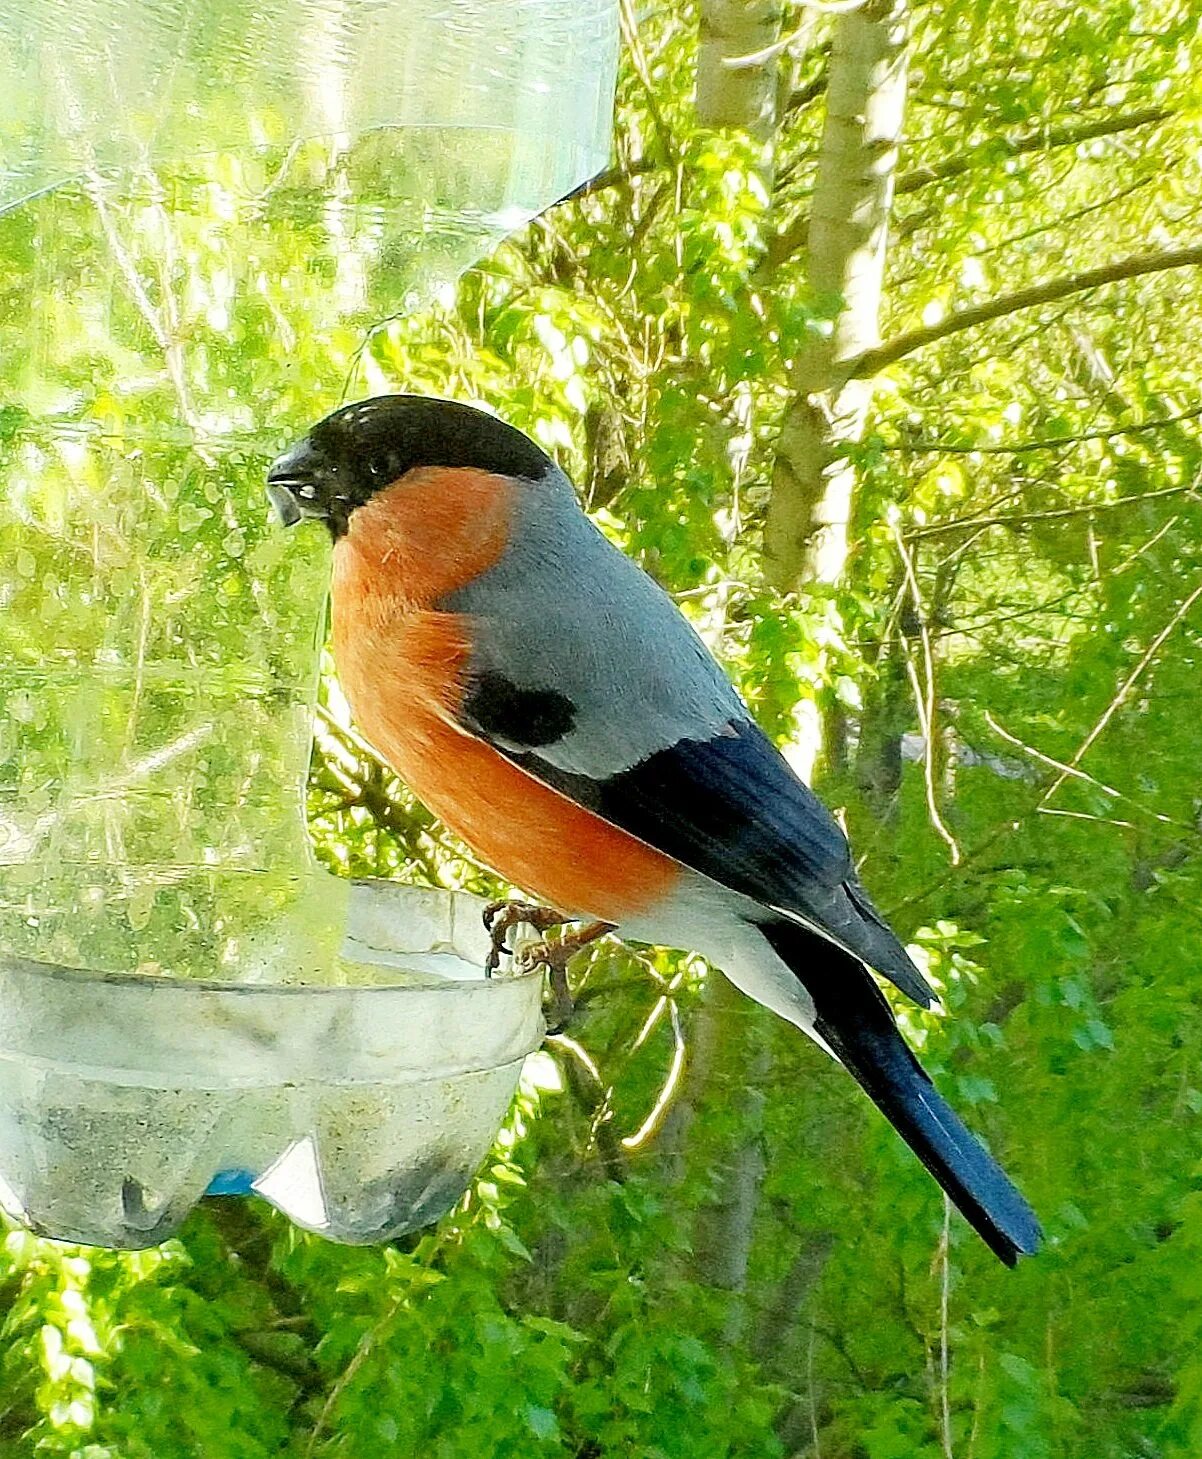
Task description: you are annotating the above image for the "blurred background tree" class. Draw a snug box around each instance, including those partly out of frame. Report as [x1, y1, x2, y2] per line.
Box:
[2, 0, 1202, 1454]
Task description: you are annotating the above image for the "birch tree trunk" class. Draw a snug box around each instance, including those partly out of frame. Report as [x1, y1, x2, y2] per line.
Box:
[766, 0, 908, 589]
[764, 0, 909, 772]
[695, 0, 785, 141]
[688, 981, 771, 1346]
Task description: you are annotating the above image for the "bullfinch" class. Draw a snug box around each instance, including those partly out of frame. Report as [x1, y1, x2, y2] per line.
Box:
[267, 394, 1041, 1265]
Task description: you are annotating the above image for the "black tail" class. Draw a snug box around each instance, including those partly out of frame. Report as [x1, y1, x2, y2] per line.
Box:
[762, 920, 1042, 1265]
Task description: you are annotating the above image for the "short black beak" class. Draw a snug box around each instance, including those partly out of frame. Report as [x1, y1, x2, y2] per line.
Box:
[266, 481, 303, 527]
[266, 438, 326, 528]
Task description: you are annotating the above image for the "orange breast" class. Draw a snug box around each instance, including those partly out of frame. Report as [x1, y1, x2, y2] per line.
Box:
[329, 469, 680, 921]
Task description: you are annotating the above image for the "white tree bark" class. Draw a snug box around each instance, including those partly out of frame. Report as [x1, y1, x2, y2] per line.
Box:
[765, 0, 909, 593]
[695, 0, 785, 141]
[763, 0, 909, 778]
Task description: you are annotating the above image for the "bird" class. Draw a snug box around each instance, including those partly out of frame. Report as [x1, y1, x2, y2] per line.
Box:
[266, 393, 1042, 1265]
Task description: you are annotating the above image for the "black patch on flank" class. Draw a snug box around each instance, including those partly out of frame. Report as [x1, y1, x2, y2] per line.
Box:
[462, 672, 576, 749]
[272, 395, 555, 538]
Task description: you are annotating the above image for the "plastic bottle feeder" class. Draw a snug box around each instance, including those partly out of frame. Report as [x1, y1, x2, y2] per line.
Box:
[0, 0, 617, 1247]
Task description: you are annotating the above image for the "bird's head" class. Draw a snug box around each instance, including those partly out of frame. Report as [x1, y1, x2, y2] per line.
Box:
[266, 394, 556, 538]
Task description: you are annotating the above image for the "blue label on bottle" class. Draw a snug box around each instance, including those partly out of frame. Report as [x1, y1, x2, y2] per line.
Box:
[205, 1168, 258, 1196]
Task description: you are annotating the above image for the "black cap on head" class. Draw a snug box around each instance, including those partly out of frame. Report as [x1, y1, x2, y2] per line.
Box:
[266, 394, 556, 537]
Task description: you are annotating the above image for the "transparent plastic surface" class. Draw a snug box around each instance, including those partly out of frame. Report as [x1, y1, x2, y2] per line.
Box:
[1, 0, 618, 222]
[0, 886, 545, 1247]
[0, 0, 614, 1243]
[0, 0, 617, 984]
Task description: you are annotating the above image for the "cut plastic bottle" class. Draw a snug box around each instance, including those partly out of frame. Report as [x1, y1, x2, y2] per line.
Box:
[0, 0, 616, 1245]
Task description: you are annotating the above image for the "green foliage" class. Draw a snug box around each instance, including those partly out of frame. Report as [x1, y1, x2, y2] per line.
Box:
[2, 0, 1202, 1454]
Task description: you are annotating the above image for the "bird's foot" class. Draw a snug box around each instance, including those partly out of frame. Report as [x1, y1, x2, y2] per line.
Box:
[482, 899, 569, 978]
[482, 901, 614, 1028]
[514, 920, 615, 1034]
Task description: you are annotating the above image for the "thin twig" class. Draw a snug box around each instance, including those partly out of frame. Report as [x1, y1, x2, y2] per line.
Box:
[305, 1297, 405, 1458]
[786, 70, 829, 112]
[547, 1034, 626, 1182]
[84, 169, 215, 466]
[889, 407, 1202, 461]
[619, 0, 678, 168]
[1040, 576, 1202, 806]
[1111, 514, 1180, 577]
[316, 701, 383, 766]
[909, 175, 1156, 269]
[554, 157, 661, 202]
[905, 484, 1196, 540]
[983, 713, 1124, 798]
[883, 819, 1023, 919]
[775, 110, 1173, 267]
[628, 974, 684, 1052]
[622, 998, 687, 1150]
[893, 525, 962, 864]
[808, 1322, 823, 1458]
[938, 1196, 954, 1459]
[893, 105, 1173, 197]
[1038, 807, 1137, 830]
[983, 711, 1189, 831]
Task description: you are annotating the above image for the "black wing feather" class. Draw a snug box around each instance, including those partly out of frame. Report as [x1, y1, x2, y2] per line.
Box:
[569, 720, 852, 900]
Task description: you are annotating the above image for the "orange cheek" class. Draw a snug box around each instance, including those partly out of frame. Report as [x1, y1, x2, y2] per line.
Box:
[335, 466, 517, 606]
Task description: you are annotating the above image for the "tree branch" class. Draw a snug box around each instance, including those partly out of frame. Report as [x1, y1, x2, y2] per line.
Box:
[620, 0, 680, 167]
[892, 523, 961, 864]
[548, 1034, 627, 1184]
[894, 104, 1173, 195]
[850, 243, 1202, 377]
[906, 483, 1198, 539]
[888, 175, 1157, 283]
[558, 156, 662, 203]
[785, 69, 829, 112]
[887, 404, 1202, 458]
[1040, 576, 1202, 808]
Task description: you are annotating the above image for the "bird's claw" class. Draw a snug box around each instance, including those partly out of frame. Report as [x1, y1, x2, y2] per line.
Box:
[511, 938, 576, 1032]
[483, 899, 568, 978]
[482, 903, 614, 1031]
[512, 919, 615, 1033]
